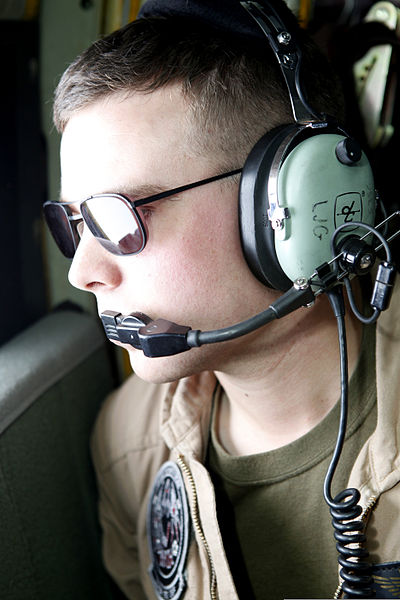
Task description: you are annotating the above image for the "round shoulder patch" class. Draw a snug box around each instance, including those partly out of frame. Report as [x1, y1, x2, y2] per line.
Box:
[147, 461, 191, 600]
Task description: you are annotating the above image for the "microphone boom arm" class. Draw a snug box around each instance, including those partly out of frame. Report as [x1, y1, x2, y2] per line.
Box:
[100, 278, 315, 358]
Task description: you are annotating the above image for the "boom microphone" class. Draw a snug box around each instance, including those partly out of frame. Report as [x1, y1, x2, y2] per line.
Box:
[100, 278, 315, 358]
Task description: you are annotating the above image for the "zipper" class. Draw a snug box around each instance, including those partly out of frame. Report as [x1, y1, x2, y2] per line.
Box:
[333, 496, 378, 599]
[177, 454, 218, 600]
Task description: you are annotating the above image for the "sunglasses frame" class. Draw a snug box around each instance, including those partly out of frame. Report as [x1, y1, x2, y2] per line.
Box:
[43, 167, 242, 258]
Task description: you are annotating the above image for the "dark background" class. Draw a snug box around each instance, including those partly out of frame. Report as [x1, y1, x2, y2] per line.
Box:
[0, 19, 47, 346]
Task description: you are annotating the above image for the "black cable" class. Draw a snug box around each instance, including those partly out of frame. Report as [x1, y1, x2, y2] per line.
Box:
[324, 287, 349, 506]
[324, 286, 374, 598]
[330, 221, 394, 329]
[343, 277, 379, 325]
[187, 305, 277, 346]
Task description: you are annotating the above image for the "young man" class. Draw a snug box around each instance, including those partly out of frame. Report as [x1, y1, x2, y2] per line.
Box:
[45, 0, 400, 598]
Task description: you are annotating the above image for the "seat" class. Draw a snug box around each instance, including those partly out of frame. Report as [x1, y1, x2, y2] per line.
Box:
[0, 307, 125, 599]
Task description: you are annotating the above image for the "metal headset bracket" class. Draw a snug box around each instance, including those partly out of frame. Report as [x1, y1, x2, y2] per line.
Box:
[240, 0, 322, 124]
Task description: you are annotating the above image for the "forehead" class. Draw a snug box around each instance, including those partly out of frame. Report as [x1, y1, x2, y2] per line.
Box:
[60, 86, 204, 202]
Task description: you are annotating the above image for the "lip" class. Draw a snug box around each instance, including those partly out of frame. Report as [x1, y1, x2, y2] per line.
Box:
[108, 338, 136, 352]
[98, 308, 153, 319]
[97, 311, 137, 349]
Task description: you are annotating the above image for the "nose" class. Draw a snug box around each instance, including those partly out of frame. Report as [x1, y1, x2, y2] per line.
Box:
[68, 226, 122, 294]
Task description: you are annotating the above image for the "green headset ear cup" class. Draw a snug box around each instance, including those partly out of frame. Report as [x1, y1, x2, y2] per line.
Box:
[239, 124, 297, 291]
[239, 125, 376, 291]
[274, 133, 376, 282]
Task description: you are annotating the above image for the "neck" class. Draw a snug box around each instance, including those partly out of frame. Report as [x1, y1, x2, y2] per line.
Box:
[214, 294, 362, 456]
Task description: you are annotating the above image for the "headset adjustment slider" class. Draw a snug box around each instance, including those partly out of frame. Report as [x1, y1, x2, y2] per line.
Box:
[268, 204, 290, 230]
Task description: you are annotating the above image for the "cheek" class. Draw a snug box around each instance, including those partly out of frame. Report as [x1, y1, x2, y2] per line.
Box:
[149, 205, 250, 311]
[119, 197, 269, 328]
[170, 207, 239, 277]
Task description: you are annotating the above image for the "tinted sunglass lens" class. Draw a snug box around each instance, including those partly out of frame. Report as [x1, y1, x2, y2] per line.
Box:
[43, 202, 77, 258]
[82, 195, 145, 255]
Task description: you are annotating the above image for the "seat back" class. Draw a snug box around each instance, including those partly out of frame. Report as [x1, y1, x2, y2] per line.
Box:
[0, 308, 124, 600]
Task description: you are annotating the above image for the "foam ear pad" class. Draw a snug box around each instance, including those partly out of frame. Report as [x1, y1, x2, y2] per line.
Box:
[239, 125, 376, 291]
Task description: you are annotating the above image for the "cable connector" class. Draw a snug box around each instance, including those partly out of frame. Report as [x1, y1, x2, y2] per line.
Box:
[270, 278, 315, 318]
[339, 237, 376, 276]
[371, 262, 396, 311]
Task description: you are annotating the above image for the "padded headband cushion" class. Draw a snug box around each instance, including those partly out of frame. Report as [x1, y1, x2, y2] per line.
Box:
[138, 0, 299, 43]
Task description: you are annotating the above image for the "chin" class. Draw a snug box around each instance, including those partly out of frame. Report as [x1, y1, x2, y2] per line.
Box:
[125, 344, 217, 384]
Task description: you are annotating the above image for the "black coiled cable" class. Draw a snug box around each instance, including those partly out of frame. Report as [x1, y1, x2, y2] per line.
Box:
[330, 488, 373, 597]
[324, 287, 374, 598]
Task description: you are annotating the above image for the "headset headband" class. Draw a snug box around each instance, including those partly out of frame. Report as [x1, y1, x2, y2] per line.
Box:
[240, 1, 322, 123]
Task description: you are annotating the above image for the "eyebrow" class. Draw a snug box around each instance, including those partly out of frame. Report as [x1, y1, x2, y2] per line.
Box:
[117, 183, 170, 201]
[59, 184, 163, 203]
[58, 183, 173, 207]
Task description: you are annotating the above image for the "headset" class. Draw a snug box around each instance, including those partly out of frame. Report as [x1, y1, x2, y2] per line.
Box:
[101, 0, 391, 359]
[237, 1, 376, 291]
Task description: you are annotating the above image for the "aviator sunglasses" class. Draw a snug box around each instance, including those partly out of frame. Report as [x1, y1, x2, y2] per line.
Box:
[43, 168, 242, 259]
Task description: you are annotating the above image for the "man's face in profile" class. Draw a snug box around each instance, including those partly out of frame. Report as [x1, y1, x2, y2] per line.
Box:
[61, 85, 280, 382]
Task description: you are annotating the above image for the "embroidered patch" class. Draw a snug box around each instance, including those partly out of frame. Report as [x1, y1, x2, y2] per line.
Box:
[372, 562, 400, 598]
[147, 461, 191, 600]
